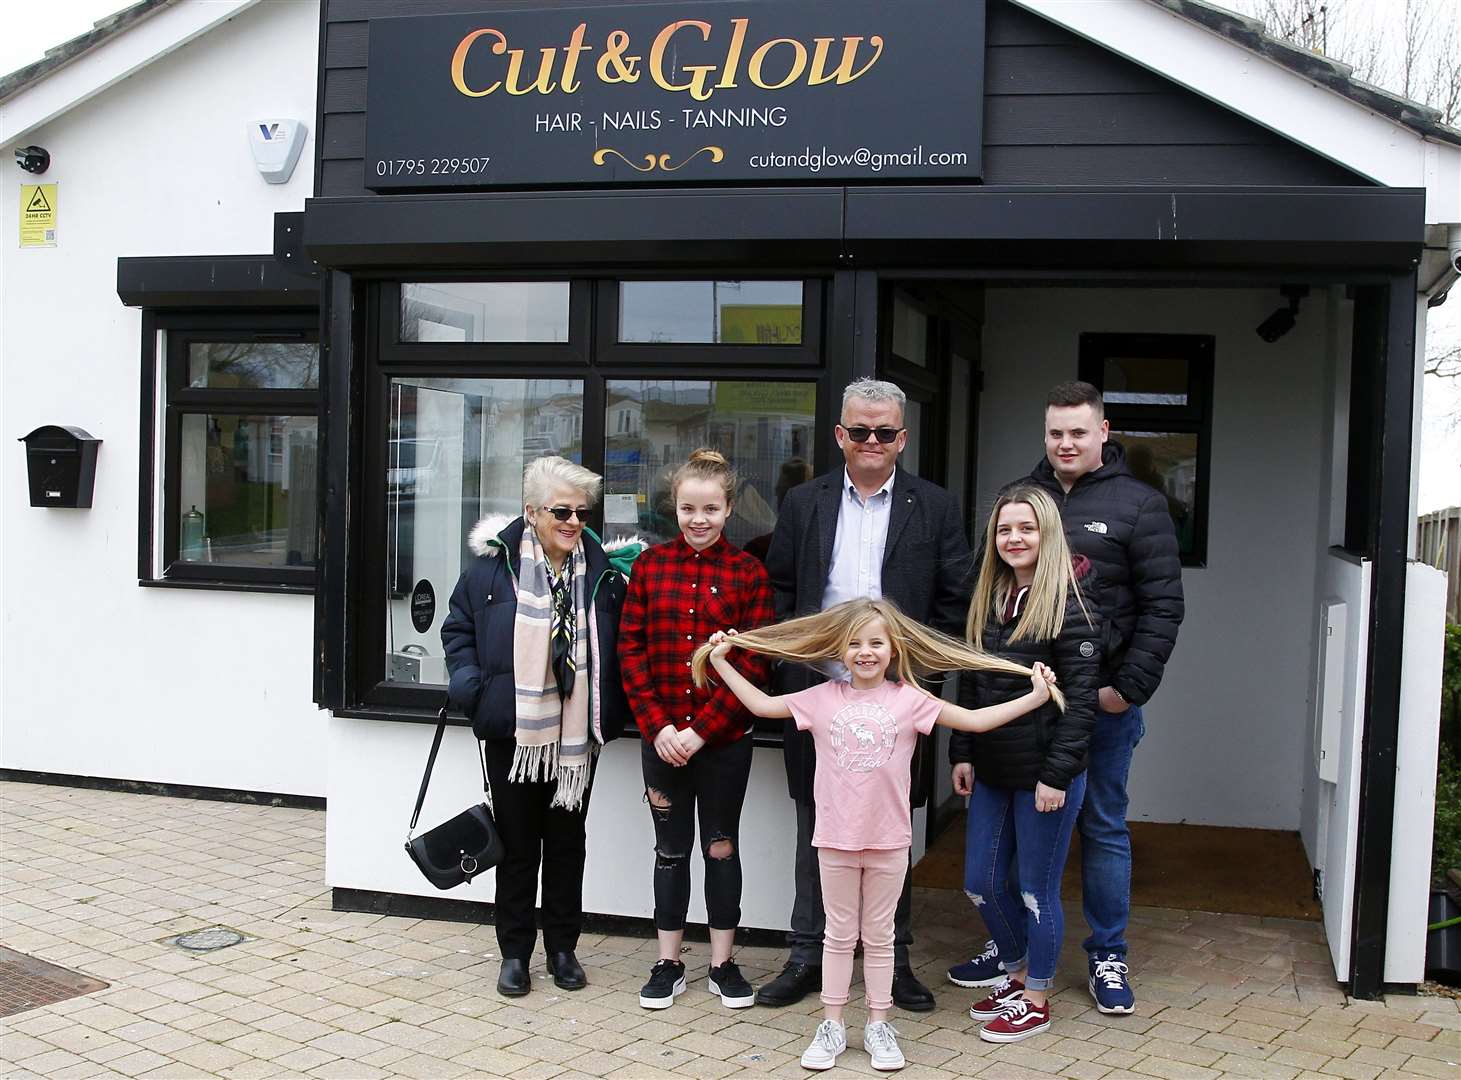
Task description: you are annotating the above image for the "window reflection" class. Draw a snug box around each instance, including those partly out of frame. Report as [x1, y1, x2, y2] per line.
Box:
[385, 377, 584, 685]
[1115, 430, 1199, 556]
[619, 281, 803, 344]
[400, 282, 570, 342]
[188, 341, 318, 389]
[603, 379, 816, 552]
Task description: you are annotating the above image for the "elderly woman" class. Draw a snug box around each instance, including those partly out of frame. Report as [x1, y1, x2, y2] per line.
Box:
[442, 456, 642, 997]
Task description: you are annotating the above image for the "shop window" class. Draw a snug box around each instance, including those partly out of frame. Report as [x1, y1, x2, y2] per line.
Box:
[602, 378, 817, 555]
[150, 316, 319, 590]
[384, 376, 585, 688]
[399, 282, 571, 342]
[597, 280, 822, 366]
[1079, 333, 1214, 567]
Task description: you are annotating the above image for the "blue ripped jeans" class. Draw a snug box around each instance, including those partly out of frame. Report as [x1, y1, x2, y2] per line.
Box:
[964, 773, 1086, 990]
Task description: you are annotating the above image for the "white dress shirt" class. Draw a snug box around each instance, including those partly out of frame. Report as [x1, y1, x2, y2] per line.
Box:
[816, 469, 897, 680]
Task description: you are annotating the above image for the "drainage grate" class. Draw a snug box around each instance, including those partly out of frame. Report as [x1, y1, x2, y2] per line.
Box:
[169, 927, 246, 952]
[0, 946, 109, 1017]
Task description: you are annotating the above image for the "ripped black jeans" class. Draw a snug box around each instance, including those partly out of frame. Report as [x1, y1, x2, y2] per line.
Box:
[640, 733, 754, 932]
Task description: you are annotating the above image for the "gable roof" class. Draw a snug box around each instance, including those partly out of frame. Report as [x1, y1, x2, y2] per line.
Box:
[0, 2, 175, 103]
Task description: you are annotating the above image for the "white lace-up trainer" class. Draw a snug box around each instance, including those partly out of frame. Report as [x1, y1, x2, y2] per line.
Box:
[800, 1018, 847, 1071]
[863, 1020, 906, 1071]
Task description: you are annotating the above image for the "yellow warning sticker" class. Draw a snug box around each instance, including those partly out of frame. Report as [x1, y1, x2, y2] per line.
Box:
[20, 183, 57, 247]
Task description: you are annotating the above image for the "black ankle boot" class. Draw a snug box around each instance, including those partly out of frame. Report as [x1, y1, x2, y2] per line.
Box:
[497, 957, 531, 997]
[547, 950, 586, 990]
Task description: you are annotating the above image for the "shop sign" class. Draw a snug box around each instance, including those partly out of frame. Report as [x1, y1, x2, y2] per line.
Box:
[719, 304, 802, 345]
[364, 0, 983, 190]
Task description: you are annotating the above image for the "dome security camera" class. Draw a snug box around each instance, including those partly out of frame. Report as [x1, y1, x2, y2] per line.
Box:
[14, 146, 49, 174]
[1448, 224, 1461, 275]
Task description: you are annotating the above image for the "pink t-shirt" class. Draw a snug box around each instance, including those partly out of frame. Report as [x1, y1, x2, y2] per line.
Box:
[785, 680, 943, 851]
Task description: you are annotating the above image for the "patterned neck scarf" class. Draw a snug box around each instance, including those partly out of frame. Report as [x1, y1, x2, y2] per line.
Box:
[548, 558, 576, 697]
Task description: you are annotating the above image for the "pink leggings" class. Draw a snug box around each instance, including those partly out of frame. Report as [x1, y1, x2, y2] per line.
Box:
[818, 846, 908, 1010]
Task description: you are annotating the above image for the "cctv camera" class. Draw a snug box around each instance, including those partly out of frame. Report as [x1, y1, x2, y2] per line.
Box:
[1448, 224, 1461, 275]
[1256, 307, 1296, 343]
[14, 146, 49, 174]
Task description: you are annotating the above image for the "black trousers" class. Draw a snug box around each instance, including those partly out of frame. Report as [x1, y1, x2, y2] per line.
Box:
[640, 734, 754, 932]
[788, 800, 915, 968]
[482, 739, 595, 960]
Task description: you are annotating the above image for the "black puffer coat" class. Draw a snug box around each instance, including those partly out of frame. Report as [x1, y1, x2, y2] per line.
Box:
[949, 559, 1102, 792]
[440, 516, 639, 743]
[1027, 442, 1184, 706]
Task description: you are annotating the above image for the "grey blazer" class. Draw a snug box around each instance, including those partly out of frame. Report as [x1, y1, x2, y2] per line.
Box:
[764, 468, 974, 803]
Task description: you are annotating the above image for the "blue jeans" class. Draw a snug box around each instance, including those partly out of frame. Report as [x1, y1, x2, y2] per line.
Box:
[1079, 704, 1144, 957]
[964, 773, 1086, 990]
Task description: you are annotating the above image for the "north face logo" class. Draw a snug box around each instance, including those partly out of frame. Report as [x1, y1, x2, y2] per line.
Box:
[1083, 521, 1109, 535]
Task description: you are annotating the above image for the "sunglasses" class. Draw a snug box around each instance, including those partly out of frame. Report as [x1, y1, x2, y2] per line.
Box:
[842, 425, 905, 444]
[539, 506, 589, 522]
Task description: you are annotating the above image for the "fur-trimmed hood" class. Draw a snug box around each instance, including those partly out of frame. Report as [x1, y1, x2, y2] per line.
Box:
[466, 514, 643, 564]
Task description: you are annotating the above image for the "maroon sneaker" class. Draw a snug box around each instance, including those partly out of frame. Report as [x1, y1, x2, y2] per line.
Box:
[979, 996, 1051, 1042]
[967, 976, 1025, 1020]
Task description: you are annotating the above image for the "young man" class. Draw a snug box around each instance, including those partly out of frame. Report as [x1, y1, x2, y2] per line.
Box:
[762, 377, 972, 1013]
[950, 380, 1183, 1014]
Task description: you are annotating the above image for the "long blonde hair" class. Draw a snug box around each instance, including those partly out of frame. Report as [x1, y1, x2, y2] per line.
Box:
[692, 597, 1064, 709]
[968, 485, 1093, 646]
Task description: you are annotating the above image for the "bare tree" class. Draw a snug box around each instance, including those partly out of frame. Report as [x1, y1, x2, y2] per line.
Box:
[1428, 341, 1461, 380]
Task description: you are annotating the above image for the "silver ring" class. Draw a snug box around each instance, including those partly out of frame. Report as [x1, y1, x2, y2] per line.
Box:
[461, 855, 478, 875]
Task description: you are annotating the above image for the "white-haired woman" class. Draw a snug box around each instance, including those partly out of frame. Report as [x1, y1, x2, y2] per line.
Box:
[442, 456, 643, 998]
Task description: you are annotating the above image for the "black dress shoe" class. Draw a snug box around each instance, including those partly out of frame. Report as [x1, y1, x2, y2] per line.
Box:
[755, 961, 821, 1007]
[892, 966, 936, 1011]
[496, 957, 531, 997]
[546, 950, 586, 990]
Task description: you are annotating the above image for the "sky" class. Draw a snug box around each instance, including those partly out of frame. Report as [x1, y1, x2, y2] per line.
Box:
[3, 0, 1458, 512]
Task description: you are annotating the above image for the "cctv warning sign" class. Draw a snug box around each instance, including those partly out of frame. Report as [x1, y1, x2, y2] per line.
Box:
[20, 184, 56, 247]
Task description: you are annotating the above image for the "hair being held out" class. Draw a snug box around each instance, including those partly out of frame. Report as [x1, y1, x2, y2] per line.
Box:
[692, 597, 1065, 710]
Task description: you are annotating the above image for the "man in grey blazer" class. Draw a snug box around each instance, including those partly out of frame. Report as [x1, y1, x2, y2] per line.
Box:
[759, 377, 973, 1011]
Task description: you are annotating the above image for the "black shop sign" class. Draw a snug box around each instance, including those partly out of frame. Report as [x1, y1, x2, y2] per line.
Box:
[363, 0, 984, 190]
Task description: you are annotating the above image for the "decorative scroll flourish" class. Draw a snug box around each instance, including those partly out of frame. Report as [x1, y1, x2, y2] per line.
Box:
[592, 146, 725, 172]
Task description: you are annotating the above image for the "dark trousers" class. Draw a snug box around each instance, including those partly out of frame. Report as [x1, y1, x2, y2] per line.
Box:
[482, 739, 595, 960]
[788, 800, 914, 968]
[641, 734, 754, 932]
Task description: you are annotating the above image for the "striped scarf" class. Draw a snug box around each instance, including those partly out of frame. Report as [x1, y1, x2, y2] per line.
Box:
[512, 528, 594, 809]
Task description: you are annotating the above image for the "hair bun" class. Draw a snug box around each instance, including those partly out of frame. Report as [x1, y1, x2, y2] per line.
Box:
[688, 448, 728, 465]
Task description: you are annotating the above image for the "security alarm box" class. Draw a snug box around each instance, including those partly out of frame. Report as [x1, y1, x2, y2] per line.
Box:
[249, 119, 307, 184]
[20, 425, 101, 508]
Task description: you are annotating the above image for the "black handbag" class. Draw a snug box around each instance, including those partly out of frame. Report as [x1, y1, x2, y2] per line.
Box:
[404, 706, 504, 890]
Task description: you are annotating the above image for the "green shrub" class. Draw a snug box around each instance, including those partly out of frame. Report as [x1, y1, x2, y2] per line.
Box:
[1443, 624, 1460, 762]
[1438, 745, 1461, 885]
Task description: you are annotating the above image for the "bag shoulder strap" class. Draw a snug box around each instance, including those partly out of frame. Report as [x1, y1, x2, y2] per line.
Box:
[407, 704, 489, 836]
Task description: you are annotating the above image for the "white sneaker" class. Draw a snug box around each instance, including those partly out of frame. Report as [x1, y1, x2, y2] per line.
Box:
[800, 1019, 847, 1071]
[863, 1020, 906, 1071]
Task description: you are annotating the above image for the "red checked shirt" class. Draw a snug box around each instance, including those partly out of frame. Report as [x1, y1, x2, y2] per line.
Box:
[619, 533, 776, 748]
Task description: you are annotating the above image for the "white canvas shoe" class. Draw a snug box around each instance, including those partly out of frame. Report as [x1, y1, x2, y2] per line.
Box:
[863, 1020, 906, 1071]
[800, 1018, 847, 1071]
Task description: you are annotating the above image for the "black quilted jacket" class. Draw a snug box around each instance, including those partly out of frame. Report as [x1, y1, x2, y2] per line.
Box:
[949, 559, 1103, 792]
[1027, 442, 1184, 706]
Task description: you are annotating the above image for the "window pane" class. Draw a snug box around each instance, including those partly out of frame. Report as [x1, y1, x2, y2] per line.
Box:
[188, 341, 318, 389]
[618, 281, 803, 344]
[400, 282, 570, 342]
[603, 379, 817, 553]
[385, 377, 584, 686]
[891, 294, 929, 366]
[1103, 355, 1190, 406]
[1114, 430, 1199, 557]
[177, 415, 317, 567]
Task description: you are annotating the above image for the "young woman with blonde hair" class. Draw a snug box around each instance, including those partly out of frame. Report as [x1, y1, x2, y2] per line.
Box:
[952, 484, 1102, 1042]
[618, 449, 775, 1011]
[695, 599, 1056, 1072]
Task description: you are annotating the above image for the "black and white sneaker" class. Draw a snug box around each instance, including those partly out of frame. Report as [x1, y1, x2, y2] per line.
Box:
[708, 959, 756, 1008]
[639, 958, 686, 1009]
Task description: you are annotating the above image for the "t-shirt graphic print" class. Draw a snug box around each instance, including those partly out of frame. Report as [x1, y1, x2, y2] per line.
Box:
[785, 680, 942, 851]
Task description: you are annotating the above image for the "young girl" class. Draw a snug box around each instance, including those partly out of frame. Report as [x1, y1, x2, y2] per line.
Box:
[951, 484, 1102, 1043]
[695, 600, 1058, 1072]
[618, 449, 776, 1011]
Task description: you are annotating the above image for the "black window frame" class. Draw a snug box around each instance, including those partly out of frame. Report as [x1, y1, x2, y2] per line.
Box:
[352, 274, 836, 721]
[1078, 331, 1214, 568]
[142, 310, 321, 592]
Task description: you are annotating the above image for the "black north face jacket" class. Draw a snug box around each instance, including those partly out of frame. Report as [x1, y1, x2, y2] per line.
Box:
[1027, 442, 1184, 707]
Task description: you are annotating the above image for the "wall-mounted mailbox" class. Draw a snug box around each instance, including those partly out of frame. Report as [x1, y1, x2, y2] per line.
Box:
[19, 426, 101, 508]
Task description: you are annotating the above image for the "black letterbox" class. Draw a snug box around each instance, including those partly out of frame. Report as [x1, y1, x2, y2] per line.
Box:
[19, 426, 102, 508]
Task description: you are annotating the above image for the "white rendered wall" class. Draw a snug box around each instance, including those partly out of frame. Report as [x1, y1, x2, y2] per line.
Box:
[0, 2, 323, 794]
[328, 717, 801, 931]
[978, 288, 1331, 830]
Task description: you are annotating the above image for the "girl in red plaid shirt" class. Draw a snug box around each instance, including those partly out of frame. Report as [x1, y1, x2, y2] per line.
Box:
[619, 448, 776, 1012]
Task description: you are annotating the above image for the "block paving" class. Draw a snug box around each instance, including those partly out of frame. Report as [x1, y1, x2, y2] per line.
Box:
[1, 781, 1457, 1078]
